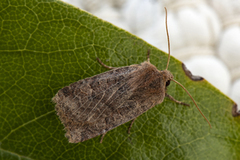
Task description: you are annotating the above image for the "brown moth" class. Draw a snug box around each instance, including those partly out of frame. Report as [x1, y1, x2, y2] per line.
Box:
[52, 8, 211, 143]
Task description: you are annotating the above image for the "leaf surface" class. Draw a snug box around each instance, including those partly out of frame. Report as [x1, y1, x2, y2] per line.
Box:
[0, 0, 239, 160]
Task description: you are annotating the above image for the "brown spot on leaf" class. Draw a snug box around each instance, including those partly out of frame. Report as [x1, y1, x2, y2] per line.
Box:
[182, 63, 204, 81]
[232, 103, 240, 117]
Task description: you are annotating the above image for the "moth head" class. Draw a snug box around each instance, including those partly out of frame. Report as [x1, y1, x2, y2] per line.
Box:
[166, 80, 171, 87]
[161, 70, 174, 87]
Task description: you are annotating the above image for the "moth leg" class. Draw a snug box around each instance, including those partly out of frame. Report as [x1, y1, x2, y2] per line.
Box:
[128, 118, 137, 134]
[165, 93, 190, 106]
[97, 58, 116, 70]
[147, 50, 150, 62]
[100, 132, 107, 143]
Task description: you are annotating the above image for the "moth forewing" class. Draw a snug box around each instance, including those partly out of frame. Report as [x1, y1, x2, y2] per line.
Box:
[52, 7, 211, 144]
[53, 61, 171, 143]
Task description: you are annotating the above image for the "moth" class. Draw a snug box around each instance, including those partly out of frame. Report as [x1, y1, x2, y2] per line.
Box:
[52, 8, 211, 143]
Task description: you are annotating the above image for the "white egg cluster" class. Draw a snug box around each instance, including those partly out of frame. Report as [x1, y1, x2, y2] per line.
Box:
[62, 0, 240, 109]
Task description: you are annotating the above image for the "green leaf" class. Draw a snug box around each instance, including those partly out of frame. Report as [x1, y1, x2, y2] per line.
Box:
[0, 0, 239, 159]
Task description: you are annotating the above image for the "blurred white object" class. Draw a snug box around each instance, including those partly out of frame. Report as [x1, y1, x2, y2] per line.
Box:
[210, 0, 240, 81]
[93, 4, 130, 31]
[61, 0, 83, 9]
[78, 0, 105, 12]
[210, 0, 240, 27]
[122, 0, 162, 34]
[139, 1, 221, 61]
[218, 25, 240, 81]
[184, 55, 231, 94]
[230, 79, 240, 107]
[210, 0, 240, 105]
[105, 0, 127, 8]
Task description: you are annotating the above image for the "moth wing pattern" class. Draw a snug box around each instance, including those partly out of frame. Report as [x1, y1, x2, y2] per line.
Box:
[53, 62, 167, 143]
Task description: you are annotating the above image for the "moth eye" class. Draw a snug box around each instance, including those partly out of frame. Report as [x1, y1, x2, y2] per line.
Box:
[166, 80, 171, 87]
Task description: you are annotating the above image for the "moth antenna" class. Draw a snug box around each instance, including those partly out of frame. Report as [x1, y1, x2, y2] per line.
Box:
[164, 7, 171, 70]
[171, 79, 212, 128]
